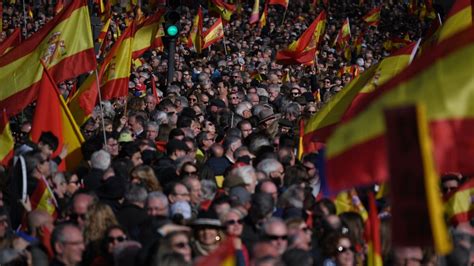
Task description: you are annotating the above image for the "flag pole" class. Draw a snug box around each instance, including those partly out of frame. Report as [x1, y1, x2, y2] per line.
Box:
[221, 16, 228, 56]
[94, 69, 108, 147]
[281, 9, 287, 25]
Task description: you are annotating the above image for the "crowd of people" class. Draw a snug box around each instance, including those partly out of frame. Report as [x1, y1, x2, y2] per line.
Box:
[0, 0, 472, 265]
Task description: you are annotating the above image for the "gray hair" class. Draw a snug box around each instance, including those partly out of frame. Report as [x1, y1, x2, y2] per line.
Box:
[125, 184, 148, 204]
[90, 150, 111, 170]
[282, 102, 301, 117]
[256, 159, 282, 177]
[52, 172, 66, 186]
[267, 84, 281, 93]
[146, 191, 169, 207]
[235, 101, 252, 117]
[147, 121, 159, 131]
[201, 179, 217, 201]
[249, 135, 271, 154]
[262, 217, 286, 234]
[230, 165, 256, 185]
[152, 111, 168, 125]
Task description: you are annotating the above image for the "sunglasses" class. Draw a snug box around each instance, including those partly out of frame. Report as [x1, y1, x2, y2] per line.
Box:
[189, 98, 197, 102]
[336, 246, 355, 253]
[182, 170, 197, 176]
[173, 242, 189, 249]
[107, 236, 127, 243]
[266, 234, 288, 241]
[70, 213, 86, 221]
[225, 219, 244, 226]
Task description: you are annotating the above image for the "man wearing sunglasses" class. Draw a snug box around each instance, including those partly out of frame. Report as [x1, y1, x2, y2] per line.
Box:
[262, 217, 288, 256]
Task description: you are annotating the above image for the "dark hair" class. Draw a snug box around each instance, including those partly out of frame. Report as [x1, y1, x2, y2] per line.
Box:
[169, 128, 185, 140]
[176, 116, 193, 129]
[119, 143, 141, 159]
[39, 131, 59, 152]
[282, 248, 313, 266]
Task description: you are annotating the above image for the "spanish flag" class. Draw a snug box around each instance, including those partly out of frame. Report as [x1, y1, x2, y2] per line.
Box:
[202, 18, 225, 49]
[97, 18, 111, 48]
[132, 9, 165, 59]
[334, 18, 351, 48]
[0, 0, 96, 117]
[325, 25, 474, 193]
[353, 31, 364, 56]
[303, 42, 418, 145]
[249, 0, 260, 24]
[362, 6, 381, 27]
[259, 1, 268, 29]
[209, 0, 236, 21]
[0, 28, 21, 56]
[100, 23, 135, 100]
[68, 74, 98, 126]
[437, 0, 472, 43]
[31, 64, 85, 171]
[275, 11, 327, 65]
[195, 238, 235, 266]
[0, 109, 14, 167]
[30, 176, 58, 218]
[443, 178, 474, 226]
[188, 7, 203, 53]
[269, 0, 289, 9]
[365, 192, 382, 266]
[334, 189, 368, 221]
[383, 36, 412, 52]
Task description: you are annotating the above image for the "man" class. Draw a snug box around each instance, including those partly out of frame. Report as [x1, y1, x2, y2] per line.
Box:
[116, 185, 148, 240]
[50, 223, 85, 266]
[154, 139, 189, 187]
[128, 114, 146, 139]
[146, 122, 159, 142]
[146, 192, 169, 218]
[69, 192, 95, 229]
[84, 150, 111, 191]
[262, 217, 288, 255]
[145, 94, 158, 114]
[27, 210, 55, 265]
[223, 136, 242, 165]
[196, 131, 215, 153]
[257, 159, 285, 189]
[166, 182, 191, 204]
[237, 120, 253, 139]
[103, 133, 119, 158]
[302, 154, 322, 198]
[182, 176, 202, 209]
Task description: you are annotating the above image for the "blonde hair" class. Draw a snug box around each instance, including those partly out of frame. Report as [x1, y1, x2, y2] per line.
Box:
[130, 165, 162, 192]
[83, 203, 118, 244]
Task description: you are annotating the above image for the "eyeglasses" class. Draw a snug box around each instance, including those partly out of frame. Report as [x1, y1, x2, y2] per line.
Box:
[182, 170, 197, 176]
[307, 110, 316, 114]
[107, 236, 127, 243]
[68, 180, 81, 185]
[189, 98, 197, 102]
[336, 246, 355, 253]
[266, 234, 288, 241]
[225, 219, 244, 226]
[173, 242, 190, 249]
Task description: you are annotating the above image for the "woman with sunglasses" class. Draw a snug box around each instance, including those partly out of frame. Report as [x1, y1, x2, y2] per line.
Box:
[322, 232, 355, 266]
[91, 225, 129, 266]
[220, 208, 249, 266]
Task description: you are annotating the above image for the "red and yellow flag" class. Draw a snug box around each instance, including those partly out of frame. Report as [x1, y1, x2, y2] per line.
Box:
[132, 9, 165, 59]
[275, 11, 327, 65]
[0, 109, 14, 167]
[334, 18, 351, 48]
[259, 1, 268, 29]
[303, 42, 417, 145]
[188, 7, 203, 53]
[365, 192, 382, 266]
[249, 0, 260, 24]
[68, 73, 98, 126]
[100, 23, 135, 100]
[269, 0, 289, 9]
[443, 178, 474, 226]
[325, 25, 474, 193]
[363, 6, 381, 27]
[335, 189, 368, 221]
[0, 0, 96, 117]
[54, 0, 64, 14]
[97, 18, 111, 48]
[209, 0, 236, 21]
[195, 238, 235, 266]
[0, 28, 21, 56]
[31, 64, 85, 171]
[202, 18, 225, 49]
[30, 176, 58, 218]
[437, 0, 472, 43]
[383, 36, 412, 52]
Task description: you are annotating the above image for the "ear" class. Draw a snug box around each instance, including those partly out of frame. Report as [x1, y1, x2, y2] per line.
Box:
[54, 242, 64, 255]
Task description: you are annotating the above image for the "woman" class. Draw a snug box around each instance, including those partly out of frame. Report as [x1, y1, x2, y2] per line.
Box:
[91, 225, 129, 266]
[83, 203, 119, 266]
[179, 161, 199, 179]
[190, 210, 224, 258]
[322, 232, 355, 266]
[153, 230, 192, 264]
[221, 208, 249, 266]
[130, 165, 162, 192]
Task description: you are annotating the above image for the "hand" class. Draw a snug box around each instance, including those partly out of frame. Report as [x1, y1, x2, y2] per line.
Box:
[120, 116, 127, 126]
[12, 237, 30, 251]
[59, 144, 68, 159]
[19, 197, 32, 212]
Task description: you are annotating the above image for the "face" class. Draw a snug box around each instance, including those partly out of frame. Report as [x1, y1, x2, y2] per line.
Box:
[260, 182, 278, 204]
[188, 179, 202, 206]
[72, 194, 93, 229]
[270, 164, 285, 187]
[56, 226, 85, 265]
[240, 123, 253, 138]
[170, 233, 192, 262]
[105, 138, 119, 157]
[106, 228, 127, 254]
[204, 121, 216, 134]
[66, 174, 80, 196]
[38, 143, 54, 159]
[198, 227, 219, 245]
[170, 184, 190, 203]
[265, 222, 288, 255]
[146, 97, 157, 112]
[146, 126, 159, 141]
[442, 179, 459, 195]
[303, 161, 317, 180]
[0, 215, 8, 238]
[335, 238, 354, 266]
[131, 151, 143, 167]
[147, 198, 168, 217]
[224, 211, 243, 237]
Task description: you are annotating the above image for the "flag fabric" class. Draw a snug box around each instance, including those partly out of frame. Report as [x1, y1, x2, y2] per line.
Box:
[269, 0, 289, 9]
[325, 25, 474, 193]
[202, 18, 225, 49]
[443, 178, 474, 226]
[194, 238, 235, 266]
[0, 28, 21, 55]
[188, 7, 203, 53]
[275, 11, 327, 65]
[97, 18, 111, 49]
[365, 192, 382, 266]
[303, 42, 417, 145]
[132, 9, 166, 59]
[334, 18, 351, 48]
[0, 0, 96, 117]
[0, 2, 3, 33]
[249, 0, 260, 24]
[0, 109, 14, 167]
[30, 176, 58, 218]
[437, 0, 472, 43]
[363, 6, 381, 27]
[31, 64, 85, 171]
[297, 119, 304, 160]
[259, 1, 268, 29]
[334, 189, 368, 221]
[353, 31, 364, 56]
[68, 74, 98, 126]
[209, 0, 236, 21]
[383, 36, 412, 52]
[54, 0, 64, 14]
[100, 23, 135, 100]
